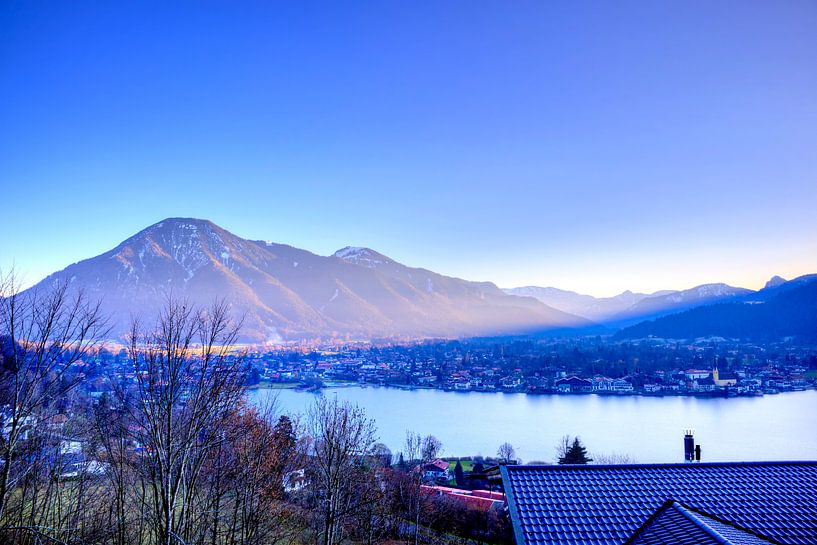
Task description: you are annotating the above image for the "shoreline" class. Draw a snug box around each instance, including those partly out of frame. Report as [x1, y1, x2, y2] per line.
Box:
[249, 381, 815, 399]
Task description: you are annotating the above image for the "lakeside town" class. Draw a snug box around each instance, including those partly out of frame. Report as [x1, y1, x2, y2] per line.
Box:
[241, 337, 817, 397]
[60, 336, 817, 401]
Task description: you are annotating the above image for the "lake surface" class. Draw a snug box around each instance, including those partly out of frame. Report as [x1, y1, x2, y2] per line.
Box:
[248, 387, 817, 464]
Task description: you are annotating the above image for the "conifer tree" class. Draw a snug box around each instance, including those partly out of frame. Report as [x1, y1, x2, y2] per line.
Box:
[558, 437, 592, 465]
[454, 460, 465, 487]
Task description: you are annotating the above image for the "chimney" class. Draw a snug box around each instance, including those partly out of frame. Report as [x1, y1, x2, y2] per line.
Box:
[684, 429, 695, 462]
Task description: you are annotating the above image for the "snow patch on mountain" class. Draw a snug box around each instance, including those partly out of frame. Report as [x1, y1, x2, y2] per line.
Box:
[333, 246, 390, 268]
[665, 283, 741, 303]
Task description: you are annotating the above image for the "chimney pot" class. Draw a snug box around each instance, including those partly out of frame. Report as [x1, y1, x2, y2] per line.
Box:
[684, 429, 695, 462]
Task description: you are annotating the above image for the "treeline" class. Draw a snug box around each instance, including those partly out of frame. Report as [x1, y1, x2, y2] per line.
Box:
[0, 272, 510, 545]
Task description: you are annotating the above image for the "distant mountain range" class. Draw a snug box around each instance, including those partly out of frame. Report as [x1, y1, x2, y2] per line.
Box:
[508, 275, 816, 342]
[505, 283, 753, 326]
[504, 286, 671, 323]
[20, 217, 815, 344]
[614, 275, 817, 342]
[23, 218, 588, 342]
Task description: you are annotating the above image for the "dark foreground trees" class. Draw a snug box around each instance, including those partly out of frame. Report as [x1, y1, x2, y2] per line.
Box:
[0, 290, 305, 545]
[0, 270, 109, 534]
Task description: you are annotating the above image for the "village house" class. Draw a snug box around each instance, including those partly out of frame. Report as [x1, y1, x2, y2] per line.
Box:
[611, 379, 634, 393]
[592, 377, 614, 392]
[283, 469, 309, 493]
[685, 369, 711, 381]
[554, 376, 592, 393]
[420, 459, 451, 482]
[692, 375, 717, 392]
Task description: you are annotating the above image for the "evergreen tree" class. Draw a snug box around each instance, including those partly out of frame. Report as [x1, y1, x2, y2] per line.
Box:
[272, 415, 296, 468]
[454, 460, 465, 487]
[558, 437, 592, 465]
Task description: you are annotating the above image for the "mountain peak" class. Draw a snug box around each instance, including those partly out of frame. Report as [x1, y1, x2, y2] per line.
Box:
[127, 217, 221, 239]
[333, 246, 391, 268]
[765, 275, 787, 289]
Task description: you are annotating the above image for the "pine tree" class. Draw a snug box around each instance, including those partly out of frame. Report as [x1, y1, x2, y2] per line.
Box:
[454, 460, 465, 487]
[558, 437, 592, 465]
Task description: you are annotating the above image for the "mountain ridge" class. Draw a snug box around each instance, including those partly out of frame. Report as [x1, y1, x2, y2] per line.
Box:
[615, 275, 817, 341]
[25, 218, 590, 342]
[504, 280, 774, 325]
[22, 218, 812, 343]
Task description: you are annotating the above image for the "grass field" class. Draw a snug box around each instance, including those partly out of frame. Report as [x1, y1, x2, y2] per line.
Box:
[448, 460, 474, 473]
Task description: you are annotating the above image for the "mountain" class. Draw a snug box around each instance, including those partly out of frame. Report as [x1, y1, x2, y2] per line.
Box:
[764, 275, 787, 289]
[615, 276, 817, 341]
[503, 286, 658, 322]
[607, 283, 753, 326]
[504, 283, 751, 325]
[24, 218, 589, 342]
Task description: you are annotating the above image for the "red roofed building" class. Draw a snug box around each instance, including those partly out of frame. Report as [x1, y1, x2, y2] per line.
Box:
[421, 485, 506, 511]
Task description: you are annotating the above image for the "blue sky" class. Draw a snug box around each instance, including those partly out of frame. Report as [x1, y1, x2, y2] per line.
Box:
[1, 1, 815, 296]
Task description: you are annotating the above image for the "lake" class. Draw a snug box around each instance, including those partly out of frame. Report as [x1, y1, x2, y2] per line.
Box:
[247, 386, 817, 464]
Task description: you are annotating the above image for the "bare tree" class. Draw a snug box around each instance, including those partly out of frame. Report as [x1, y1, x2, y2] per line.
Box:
[497, 442, 516, 465]
[91, 397, 133, 545]
[115, 296, 247, 545]
[399, 431, 426, 545]
[555, 434, 571, 462]
[307, 396, 376, 545]
[593, 452, 637, 465]
[420, 435, 442, 462]
[403, 431, 422, 465]
[0, 270, 108, 523]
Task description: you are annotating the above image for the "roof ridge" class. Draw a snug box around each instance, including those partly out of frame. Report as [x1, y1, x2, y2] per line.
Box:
[673, 503, 732, 544]
[678, 503, 785, 545]
[622, 499, 679, 545]
[624, 500, 782, 545]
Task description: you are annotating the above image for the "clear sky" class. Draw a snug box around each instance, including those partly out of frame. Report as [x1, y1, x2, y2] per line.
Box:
[1, 1, 815, 296]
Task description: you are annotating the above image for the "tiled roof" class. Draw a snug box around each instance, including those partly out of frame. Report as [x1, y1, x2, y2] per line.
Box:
[626, 501, 779, 545]
[501, 461, 817, 545]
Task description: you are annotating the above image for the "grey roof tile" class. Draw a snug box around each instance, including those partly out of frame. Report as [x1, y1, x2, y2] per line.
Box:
[501, 461, 817, 545]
